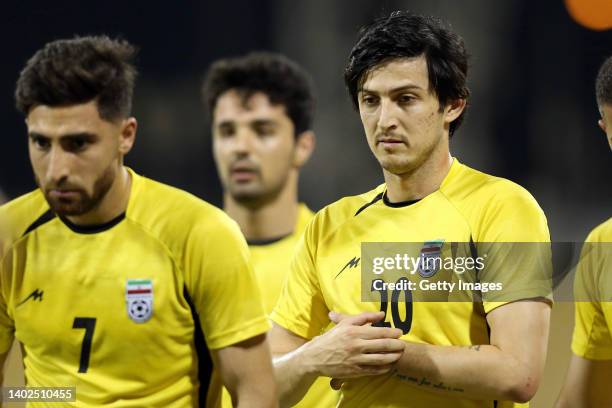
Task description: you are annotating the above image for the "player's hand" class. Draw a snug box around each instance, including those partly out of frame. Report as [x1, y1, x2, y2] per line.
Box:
[299, 311, 405, 379]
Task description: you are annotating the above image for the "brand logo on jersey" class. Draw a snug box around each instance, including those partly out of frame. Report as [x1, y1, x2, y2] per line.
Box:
[17, 289, 44, 307]
[126, 279, 153, 323]
[335, 256, 360, 279]
[418, 240, 444, 278]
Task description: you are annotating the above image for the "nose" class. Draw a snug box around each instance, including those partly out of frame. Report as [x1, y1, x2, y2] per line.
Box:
[46, 146, 70, 186]
[231, 129, 256, 157]
[378, 99, 399, 133]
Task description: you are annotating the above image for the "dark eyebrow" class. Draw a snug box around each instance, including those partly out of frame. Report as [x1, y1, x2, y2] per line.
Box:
[251, 119, 276, 127]
[217, 120, 235, 128]
[360, 85, 425, 94]
[61, 132, 97, 140]
[28, 132, 97, 140]
[28, 131, 49, 140]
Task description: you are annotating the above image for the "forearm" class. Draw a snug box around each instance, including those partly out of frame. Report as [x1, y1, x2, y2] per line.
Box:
[555, 355, 612, 408]
[394, 342, 537, 402]
[234, 381, 278, 408]
[273, 345, 319, 408]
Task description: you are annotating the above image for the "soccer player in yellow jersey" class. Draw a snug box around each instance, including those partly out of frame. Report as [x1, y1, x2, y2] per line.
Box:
[0, 36, 277, 407]
[269, 11, 553, 408]
[202, 53, 338, 407]
[556, 56, 612, 407]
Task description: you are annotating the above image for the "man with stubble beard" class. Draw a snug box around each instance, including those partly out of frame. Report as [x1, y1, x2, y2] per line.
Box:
[203, 52, 338, 407]
[0, 36, 276, 407]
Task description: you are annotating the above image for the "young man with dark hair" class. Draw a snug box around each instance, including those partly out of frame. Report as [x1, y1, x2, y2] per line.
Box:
[555, 56, 612, 408]
[203, 52, 338, 407]
[269, 11, 552, 407]
[0, 36, 277, 407]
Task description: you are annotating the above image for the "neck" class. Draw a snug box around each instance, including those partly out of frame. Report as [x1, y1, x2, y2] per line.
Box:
[224, 172, 299, 241]
[66, 166, 132, 226]
[384, 140, 452, 203]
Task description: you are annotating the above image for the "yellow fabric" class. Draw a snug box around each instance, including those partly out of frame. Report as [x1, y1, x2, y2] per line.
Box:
[572, 218, 612, 360]
[208, 204, 340, 407]
[0, 168, 269, 407]
[272, 159, 551, 408]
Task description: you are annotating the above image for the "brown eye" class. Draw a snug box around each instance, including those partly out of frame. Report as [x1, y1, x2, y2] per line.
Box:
[32, 137, 50, 150]
[398, 94, 415, 104]
[255, 125, 275, 137]
[67, 138, 88, 151]
[362, 95, 379, 106]
[218, 124, 235, 138]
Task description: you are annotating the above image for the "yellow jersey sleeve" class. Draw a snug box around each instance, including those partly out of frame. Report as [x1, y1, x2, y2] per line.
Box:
[184, 215, 270, 349]
[271, 217, 330, 339]
[572, 223, 612, 360]
[470, 181, 552, 313]
[0, 261, 14, 354]
[0, 209, 15, 354]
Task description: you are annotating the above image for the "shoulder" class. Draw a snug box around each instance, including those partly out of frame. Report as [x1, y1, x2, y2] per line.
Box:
[586, 218, 612, 243]
[0, 190, 49, 253]
[442, 161, 541, 208]
[306, 185, 385, 241]
[127, 171, 243, 248]
[441, 161, 548, 241]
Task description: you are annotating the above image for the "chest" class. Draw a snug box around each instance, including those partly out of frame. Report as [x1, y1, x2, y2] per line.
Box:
[8, 225, 193, 364]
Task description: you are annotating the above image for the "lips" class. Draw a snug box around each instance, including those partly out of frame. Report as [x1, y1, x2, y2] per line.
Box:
[229, 163, 259, 182]
[48, 189, 81, 199]
[376, 137, 405, 149]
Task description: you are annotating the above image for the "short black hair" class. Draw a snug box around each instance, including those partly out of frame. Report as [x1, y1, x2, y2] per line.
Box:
[344, 11, 470, 137]
[596, 55, 612, 110]
[15, 35, 138, 121]
[202, 52, 315, 135]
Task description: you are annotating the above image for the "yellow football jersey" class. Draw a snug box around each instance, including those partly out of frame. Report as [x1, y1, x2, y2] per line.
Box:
[572, 217, 612, 360]
[0, 168, 270, 407]
[272, 159, 552, 408]
[208, 204, 340, 408]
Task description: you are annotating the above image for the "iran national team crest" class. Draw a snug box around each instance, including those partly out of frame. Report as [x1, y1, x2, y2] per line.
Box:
[418, 240, 445, 278]
[126, 279, 153, 323]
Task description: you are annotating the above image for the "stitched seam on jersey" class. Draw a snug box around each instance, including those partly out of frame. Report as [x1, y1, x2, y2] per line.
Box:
[436, 189, 476, 241]
[122, 217, 185, 283]
[354, 192, 383, 216]
[316, 194, 382, 254]
[307, 189, 386, 311]
[2, 210, 58, 265]
[22, 209, 56, 237]
[1, 211, 60, 315]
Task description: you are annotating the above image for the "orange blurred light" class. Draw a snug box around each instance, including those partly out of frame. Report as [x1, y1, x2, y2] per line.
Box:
[565, 0, 612, 31]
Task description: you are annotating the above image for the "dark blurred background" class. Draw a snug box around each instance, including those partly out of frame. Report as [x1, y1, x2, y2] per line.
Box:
[1, 1, 610, 406]
[1, 0, 610, 241]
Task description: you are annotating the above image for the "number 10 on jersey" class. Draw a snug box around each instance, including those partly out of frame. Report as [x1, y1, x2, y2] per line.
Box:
[371, 277, 413, 334]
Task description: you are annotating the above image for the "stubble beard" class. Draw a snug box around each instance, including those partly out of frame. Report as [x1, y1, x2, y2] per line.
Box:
[228, 171, 290, 210]
[39, 166, 116, 217]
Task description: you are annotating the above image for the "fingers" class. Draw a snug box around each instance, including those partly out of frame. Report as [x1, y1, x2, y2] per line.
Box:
[354, 351, 403, 366]
[329, 311, 385, 326]
[356, 326, 403, 340]
[359, 338, 406, 353]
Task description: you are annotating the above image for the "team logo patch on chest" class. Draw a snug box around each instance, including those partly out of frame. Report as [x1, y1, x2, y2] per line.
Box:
[126, 279, 153, 323]
[418, 240, 444, 278]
